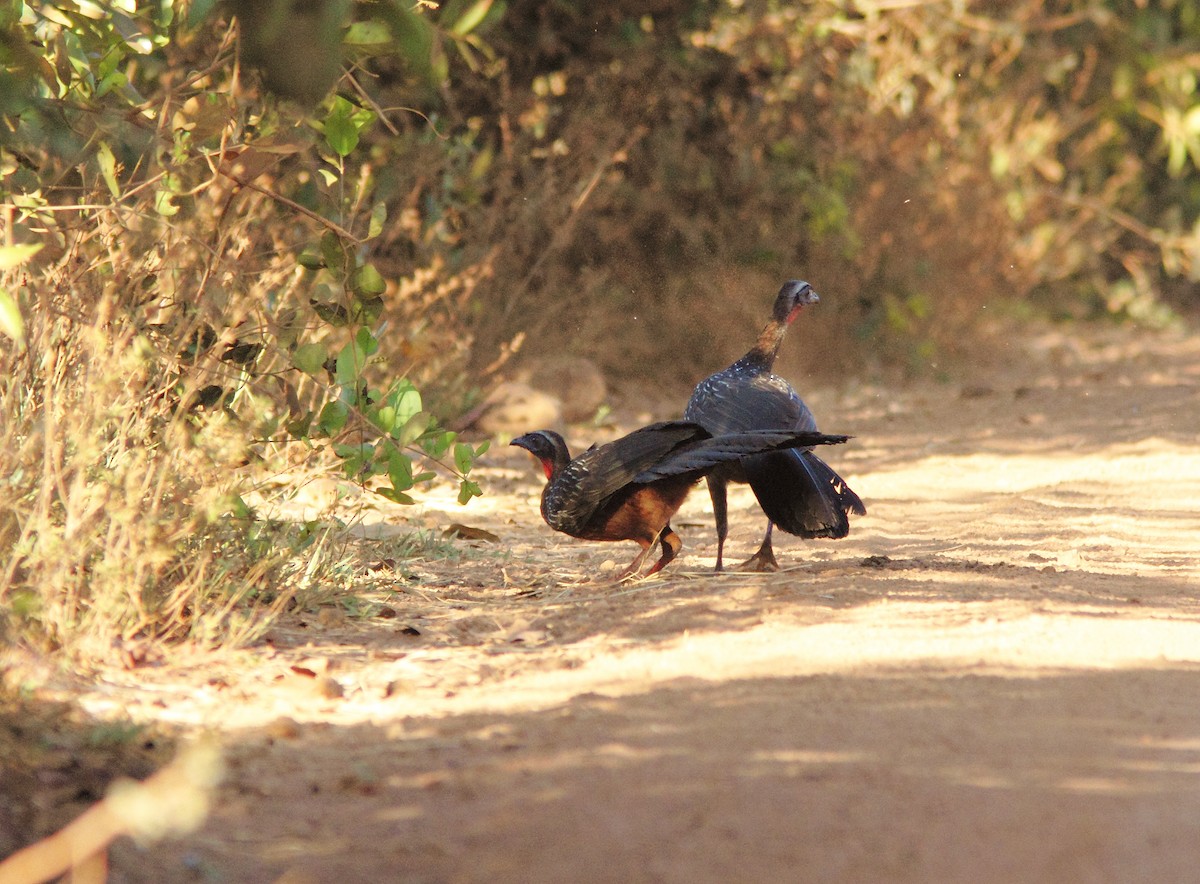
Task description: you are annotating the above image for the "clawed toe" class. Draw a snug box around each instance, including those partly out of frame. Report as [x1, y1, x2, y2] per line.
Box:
[737, 551, 780, 572]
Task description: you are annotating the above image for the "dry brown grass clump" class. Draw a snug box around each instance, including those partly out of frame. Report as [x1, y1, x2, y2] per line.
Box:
[0, 205, 316, 654]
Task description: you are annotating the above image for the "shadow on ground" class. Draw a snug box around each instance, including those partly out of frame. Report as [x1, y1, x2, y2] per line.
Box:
[118, 664, 1200, 883]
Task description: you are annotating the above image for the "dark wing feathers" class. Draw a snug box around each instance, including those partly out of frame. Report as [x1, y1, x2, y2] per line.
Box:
[632, 431, 848, 484]
[543, 422, 850, 537]
[543, 421, 709, 534]
[576, 420, 710, 491]
[742, 448, 867, 538]
[685, 370, 817, 434]
[686, 358, 865, 541]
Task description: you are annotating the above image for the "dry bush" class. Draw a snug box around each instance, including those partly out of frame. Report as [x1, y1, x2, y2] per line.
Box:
[0, 7, 498, 657]
[0, 197, 316, 654]
[442, 0, 1198, 386]
[0, 157, 478, 654]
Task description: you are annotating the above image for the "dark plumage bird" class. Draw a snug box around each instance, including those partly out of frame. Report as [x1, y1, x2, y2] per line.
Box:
[511, 420, 851, 579]
[684, 280, 866, 572]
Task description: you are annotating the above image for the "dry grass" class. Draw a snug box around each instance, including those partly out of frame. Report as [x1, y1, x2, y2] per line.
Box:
[0, 175, 364, 657]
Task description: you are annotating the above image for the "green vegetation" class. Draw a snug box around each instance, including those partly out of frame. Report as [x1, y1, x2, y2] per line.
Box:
[2, 0, 1197, 655]
[0, 1, 494, 653]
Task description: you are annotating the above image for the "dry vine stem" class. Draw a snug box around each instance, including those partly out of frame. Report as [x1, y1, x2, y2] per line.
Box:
[0, 743, 222, 884]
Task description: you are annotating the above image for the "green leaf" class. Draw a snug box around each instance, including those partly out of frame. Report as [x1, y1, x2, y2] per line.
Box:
[367, 202, 388, 240]
[350, 104, 376, 132]
[323, 96, 360, 157]
[376, 487, 415, 505]
[422, 430, 454, 458]
[352, 296, 384, 325]
[285, 412, 314, 439]
[321, 96, 375, 158]
[292, 342, 328, 374]
[0, 244, 42, 271]
[350, 263, 386, 297]
[457, 479, 482, 505]
[187, 0, 220, 28]
[381, 5, 436, 86]
[297, 249, 325, 269]
[0, 288, 25, 343]
[155, 188, 179, 216]
[333, 442, 370, 459]
[454, 441, 474, 474]
[335, 339, 367, 387]
[388, 380, 423, 425]
[318, 400, 349, 435]
[96, 69, 127, 99]
[372, 405, 397, 434]
[311, 300, 350, 326]
[319, 231, 347, 273]
[431, 45, 449, 85]
[95, 142, 120, 198]
[394, 411, 431, 446]
[450, 0, 495, 36]
[474, 440, 491, 457]
[334, 442, 378, 478]
[344, 21, 391, 46]
[387, 449, 414, 490]
[229, 493, 253, 520]
[355, 326, 379, 357]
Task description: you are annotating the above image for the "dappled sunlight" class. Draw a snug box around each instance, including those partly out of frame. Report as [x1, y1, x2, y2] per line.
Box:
[837, 439, 1200, 580]
[866, 440, 1200, 497]
[429, 600, 1200, 717]
[77, 596, 1200, 734]
[20, 326, 1200, 882]
[142, 666, 1200, 882]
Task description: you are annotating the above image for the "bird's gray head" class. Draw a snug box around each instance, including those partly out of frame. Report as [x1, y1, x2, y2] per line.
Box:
[511, 430, 570, 480]
[773, 279, 819, 324]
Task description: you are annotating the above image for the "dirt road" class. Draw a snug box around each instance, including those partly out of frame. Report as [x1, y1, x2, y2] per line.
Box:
[20, 326, 1200, 882]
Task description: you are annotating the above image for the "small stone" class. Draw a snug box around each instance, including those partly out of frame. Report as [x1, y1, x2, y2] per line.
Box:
[524, 357, 607, 422]
[475, 382, 562, 435]
[315, 676, 344, 699]
[266, 716, 302, 740]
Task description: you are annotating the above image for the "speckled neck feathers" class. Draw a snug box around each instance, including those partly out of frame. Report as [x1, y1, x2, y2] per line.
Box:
[731, 317, 791, 374]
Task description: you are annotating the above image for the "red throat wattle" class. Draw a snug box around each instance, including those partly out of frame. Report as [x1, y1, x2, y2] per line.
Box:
[539, 458, 555, 480]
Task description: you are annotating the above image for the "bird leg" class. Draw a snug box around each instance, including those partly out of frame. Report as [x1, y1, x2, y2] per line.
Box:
[615, 528, 664, 581]
[643, 525, 682, 577]
[616, 524, 683, 582]
[706, 475, 729, 573]
[737, 521, 780, 572]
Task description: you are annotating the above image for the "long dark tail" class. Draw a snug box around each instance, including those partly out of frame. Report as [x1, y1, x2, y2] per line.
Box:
[742, 449, 866, 539]
[631, 431, 848, 484]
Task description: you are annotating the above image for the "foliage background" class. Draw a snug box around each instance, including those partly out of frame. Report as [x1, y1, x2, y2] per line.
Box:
[1, 0, 1197, 652]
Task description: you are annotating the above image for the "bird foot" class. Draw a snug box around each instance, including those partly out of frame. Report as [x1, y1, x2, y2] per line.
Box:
[736, 550, 780, 573]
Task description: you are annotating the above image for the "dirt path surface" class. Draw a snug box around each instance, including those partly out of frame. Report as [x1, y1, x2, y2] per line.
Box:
[16, 326, 1200, 882]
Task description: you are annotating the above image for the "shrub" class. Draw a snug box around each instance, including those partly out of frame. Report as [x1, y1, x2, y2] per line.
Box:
[0, 2, 494, 654]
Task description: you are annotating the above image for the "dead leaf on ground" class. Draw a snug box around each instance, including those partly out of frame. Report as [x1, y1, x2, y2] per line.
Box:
[444, 523, 501, 543]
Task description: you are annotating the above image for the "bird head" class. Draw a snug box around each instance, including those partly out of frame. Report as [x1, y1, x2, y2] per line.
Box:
[510, 430, 571, 480]
[773, 279, 819, 324]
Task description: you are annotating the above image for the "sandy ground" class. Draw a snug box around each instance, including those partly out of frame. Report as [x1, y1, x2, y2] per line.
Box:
[5, 324, 1200, 882]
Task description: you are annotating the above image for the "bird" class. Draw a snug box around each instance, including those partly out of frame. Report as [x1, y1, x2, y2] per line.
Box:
[684, 280, 866, 572]
[511, 420, 851, 580]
